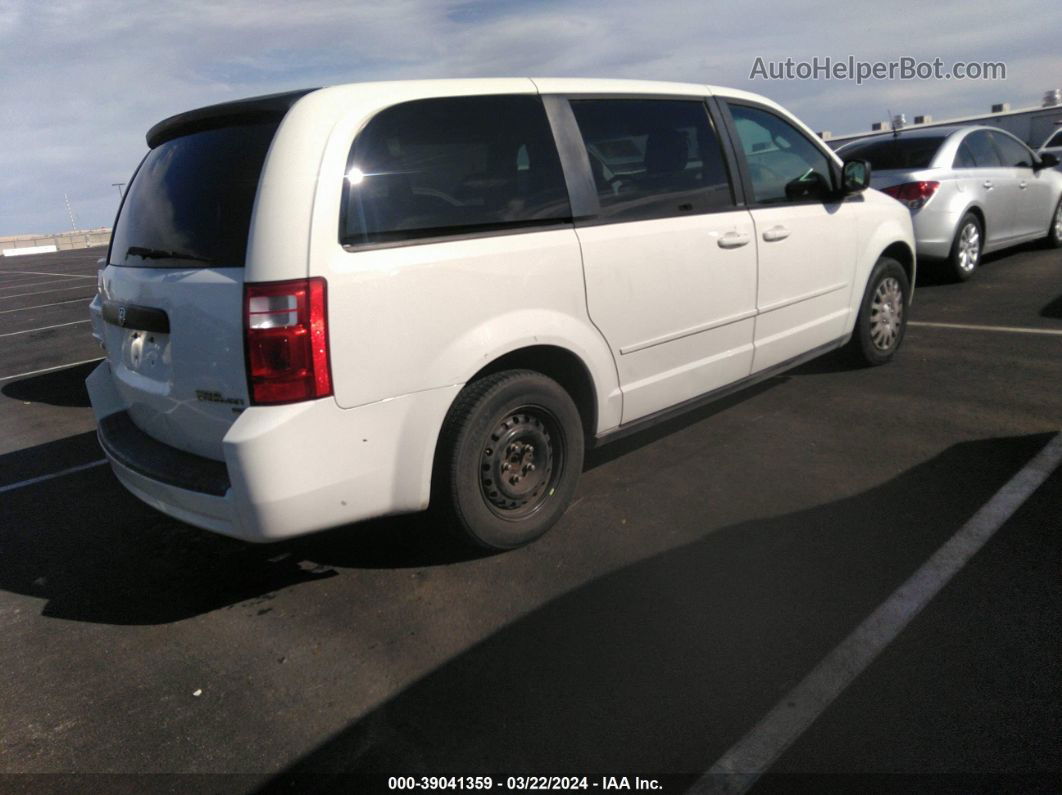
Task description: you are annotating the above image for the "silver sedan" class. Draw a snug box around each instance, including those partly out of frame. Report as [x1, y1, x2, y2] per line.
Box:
[839, 125, 1062, 280]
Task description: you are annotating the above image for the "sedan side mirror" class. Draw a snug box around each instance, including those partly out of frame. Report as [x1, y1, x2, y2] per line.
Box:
[842, 158, 871, 193]
[1036, 152, 1059, 170]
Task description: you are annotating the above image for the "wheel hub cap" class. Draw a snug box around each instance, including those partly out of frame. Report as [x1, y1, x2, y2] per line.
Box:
[869, 276, 904, 351]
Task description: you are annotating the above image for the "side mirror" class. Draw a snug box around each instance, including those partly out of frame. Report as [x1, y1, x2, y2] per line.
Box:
[1036, 152, 1059, 170]
[842, 158, 871, 193]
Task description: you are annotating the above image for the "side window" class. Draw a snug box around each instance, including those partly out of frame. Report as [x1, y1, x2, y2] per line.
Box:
[341, 95, 571, 246]
[1048, 131, 1062, 149]
[954, 142, 978, 169]
[727, 103, 834, 204]
[991, 132, 1034, 168]
[964, 131, 1002, 168]
[568, 99, 734, 222]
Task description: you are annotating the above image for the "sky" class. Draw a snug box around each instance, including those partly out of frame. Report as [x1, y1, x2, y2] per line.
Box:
[1, 0, 1059, 236]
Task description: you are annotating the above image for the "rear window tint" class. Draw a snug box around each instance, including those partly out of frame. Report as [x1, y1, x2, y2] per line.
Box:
[341, 95, 571, 246]
[110, 121, 279, 267]
[839, 136, 945, 170]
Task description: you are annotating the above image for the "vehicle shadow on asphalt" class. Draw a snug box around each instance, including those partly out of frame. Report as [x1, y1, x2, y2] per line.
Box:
[251, 432, 1054, 789]
[1040, 294, 1062, 319]
[1, 360, 97, 408]
[0, 426, 1050, 636]
[0, 432, 491, 625]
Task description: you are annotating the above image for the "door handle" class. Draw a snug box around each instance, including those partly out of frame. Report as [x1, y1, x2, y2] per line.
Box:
[717, 231, 751, 249]
[983, 180, 993, 189]
[762, 225, 790, 242]
[1019, 180, 1028, 189]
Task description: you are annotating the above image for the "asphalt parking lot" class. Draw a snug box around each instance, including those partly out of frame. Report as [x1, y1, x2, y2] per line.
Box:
[0, 245, 1059, 791]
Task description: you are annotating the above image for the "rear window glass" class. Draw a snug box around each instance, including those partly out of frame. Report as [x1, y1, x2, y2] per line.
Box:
[839, 136, 945, 170]
[110, 121, 279, 267]
[340, 95, 571, 246]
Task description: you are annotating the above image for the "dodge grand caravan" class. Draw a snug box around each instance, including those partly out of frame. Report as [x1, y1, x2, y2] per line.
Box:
[88, 78, 916, 550]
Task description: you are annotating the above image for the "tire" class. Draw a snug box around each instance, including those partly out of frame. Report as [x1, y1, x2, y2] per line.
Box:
[846, 256, 910, 367]
[1045, 197, 1062, 249]
[947, 212, 982, 281]
[435, 369, 584, 550]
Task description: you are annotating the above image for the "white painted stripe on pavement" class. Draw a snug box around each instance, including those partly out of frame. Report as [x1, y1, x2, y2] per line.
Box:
[0, 297, 91, 314]
[0, 356, 104, 383]
[0, 277, 85, 291]
[0, 459, 108, 495]
[692, 432, 1062, 795]
[0, 283, 96, 300]
[0, 270, 96, 278]
[0, 319, 91, 338]
[909, 321, 1062, 337]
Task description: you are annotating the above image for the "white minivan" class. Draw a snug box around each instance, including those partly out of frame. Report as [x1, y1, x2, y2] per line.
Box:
[88, 78, 915, 550]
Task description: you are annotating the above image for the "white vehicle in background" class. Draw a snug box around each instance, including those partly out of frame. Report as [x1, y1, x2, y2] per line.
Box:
[838, 126, 1062, 281]
[88, 78, 914, 551]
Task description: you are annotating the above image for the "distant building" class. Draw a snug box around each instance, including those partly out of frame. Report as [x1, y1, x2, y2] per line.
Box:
[820, 89, 1062, 149]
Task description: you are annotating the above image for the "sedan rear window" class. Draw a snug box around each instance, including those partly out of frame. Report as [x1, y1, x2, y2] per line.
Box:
[840, 136, 946, 170]
[110, 121, 279, 268]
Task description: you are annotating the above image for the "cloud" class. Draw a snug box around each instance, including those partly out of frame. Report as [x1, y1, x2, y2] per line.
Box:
[1, 0, 1058, 234]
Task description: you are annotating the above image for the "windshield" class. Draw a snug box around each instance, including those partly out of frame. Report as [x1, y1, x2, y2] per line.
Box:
[110, 121, 279, 267]
[840, 136, 946, 171]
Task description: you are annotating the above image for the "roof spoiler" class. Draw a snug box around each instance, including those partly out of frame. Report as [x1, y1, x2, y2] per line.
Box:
[145, 88, 318, 148]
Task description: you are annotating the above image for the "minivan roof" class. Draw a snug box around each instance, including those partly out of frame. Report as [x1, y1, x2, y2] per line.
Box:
[146, 79, 788, 148]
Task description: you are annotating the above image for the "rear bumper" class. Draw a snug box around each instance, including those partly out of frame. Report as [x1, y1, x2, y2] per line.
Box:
[911, 205, 961, 260]
[86, 361, 460, 542]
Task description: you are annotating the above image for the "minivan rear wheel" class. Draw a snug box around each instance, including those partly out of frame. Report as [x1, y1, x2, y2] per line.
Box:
[948, 213, 982, 281]
[436, 370, 584, 550]
[846, 256, 910, 366]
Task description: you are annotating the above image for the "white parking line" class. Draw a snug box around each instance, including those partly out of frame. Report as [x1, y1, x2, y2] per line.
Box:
[0, 297, 92, 314]
[0, 277, 85, 291]
[0, 356, 104, 383]
[0, 319, 91, 338]
[692, 432, 1062, 795]
[0, 270, 96, 279]
[0, 459, 108, 495]
[0, 283, 96, 300]
[909, 321, 1062, 337]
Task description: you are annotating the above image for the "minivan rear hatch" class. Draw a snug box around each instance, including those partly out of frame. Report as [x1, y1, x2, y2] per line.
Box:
[99, 91, 312, 461]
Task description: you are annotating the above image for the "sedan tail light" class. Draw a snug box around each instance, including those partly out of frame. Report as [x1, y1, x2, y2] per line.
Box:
[881, 180, 941, 209]
[245, 278, 332, 405]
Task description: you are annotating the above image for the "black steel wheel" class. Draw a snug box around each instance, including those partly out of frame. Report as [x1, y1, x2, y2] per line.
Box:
[436, 370, 584, 550]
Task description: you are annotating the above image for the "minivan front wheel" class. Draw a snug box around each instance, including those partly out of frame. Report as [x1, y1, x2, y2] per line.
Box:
[437, 370, 584, 550]
[847, 256, 910, 366]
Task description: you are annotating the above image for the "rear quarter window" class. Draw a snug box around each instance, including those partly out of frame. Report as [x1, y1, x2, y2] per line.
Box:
[110, 121, 279, 268]
[340, 95, 571, 246]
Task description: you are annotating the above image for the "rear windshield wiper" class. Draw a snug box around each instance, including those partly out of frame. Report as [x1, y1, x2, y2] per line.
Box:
[126, 246, 212, 264]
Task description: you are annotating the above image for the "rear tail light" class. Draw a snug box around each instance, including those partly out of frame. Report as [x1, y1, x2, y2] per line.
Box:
[245, 278, 332, 405]
[881, 180, 940, 209]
